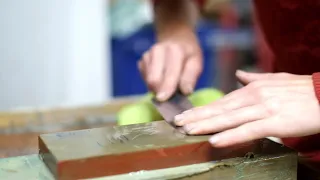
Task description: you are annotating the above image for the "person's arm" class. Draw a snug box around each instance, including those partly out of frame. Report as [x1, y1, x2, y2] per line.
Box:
[138, 0, 204, 101]
[153, 0, 200, 42]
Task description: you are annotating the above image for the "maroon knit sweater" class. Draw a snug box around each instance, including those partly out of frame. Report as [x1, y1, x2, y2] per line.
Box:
[154, 0, 320, 170]
[253, 0, 320, 170]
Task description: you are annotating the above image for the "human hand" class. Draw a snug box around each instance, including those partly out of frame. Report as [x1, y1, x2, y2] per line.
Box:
[138, 30, 203, 101]
[174, 70, 320, 147]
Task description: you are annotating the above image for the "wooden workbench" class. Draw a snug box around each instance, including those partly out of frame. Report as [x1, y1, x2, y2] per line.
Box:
[0, 95, 316, 179]
[0, 96, 140, 158]
[0, 97, 298, 179]
[0, 149, 297, 180]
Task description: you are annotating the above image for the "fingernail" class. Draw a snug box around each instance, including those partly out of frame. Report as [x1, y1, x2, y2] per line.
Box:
[236, 70, 246, 76]
[182, 109, 192, 114]
[156, 92, 167, 101]
[174, 114, 184, 124]
[209, 135, 219, 145]
[184, 124, 196, 134]
[185, 84, 194, 94]
[176, 127, 187, 135]
[174, 110, 193, 125]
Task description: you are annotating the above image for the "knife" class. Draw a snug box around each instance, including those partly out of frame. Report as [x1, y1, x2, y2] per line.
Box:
[151, 91, 193, 132]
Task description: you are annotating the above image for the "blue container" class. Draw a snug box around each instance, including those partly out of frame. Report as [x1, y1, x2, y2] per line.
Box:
[111, 21, 217, 97]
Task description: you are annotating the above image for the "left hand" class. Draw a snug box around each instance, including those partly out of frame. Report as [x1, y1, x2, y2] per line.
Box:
[174, 70, 320, 147]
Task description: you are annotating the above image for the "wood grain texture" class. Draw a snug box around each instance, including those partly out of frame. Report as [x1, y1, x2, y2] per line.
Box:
[0, 95, 139, 132]
[0, 153, 299, 180]
[39, 121, 297, 180]
[0, 96, 138, 158]
[0, 133, 38, 158]
[0, 121, 117, 158]
[178, 153, 297, 180]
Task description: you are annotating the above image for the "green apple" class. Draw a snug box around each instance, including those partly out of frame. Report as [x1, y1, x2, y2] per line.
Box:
[139, 92, 163, 120]
[188, 88, 224, 107]
[140, 92, 155, 102]
[146, 101, 163, 121]
[117, 101, 163, 126]
[117, 103, 153, 126]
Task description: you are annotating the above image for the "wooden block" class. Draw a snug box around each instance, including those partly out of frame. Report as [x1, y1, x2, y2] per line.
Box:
[0, 95, 139, 132]
[0, 133, 38, 158]
[0, 96, 135, 158]
[39, 121, 297, 180]
[0, 153, 299, 180]
[0, 120, 116, 158]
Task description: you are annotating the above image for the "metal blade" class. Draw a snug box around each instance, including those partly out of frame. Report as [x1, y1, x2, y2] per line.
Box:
[151, 91, 193, 130]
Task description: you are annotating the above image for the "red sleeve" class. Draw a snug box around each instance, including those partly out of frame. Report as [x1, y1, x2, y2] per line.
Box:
[312, 73, 320, 103]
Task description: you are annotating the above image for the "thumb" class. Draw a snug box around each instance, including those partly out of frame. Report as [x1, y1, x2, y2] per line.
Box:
[236, 70, 272, 85]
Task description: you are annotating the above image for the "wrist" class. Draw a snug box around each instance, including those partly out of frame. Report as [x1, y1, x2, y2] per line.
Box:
[153, 0, 198, 42]
[157, 25, 196, 42]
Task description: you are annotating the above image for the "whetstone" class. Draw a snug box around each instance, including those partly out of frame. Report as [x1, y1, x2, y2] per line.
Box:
[39, 121, 297, 180]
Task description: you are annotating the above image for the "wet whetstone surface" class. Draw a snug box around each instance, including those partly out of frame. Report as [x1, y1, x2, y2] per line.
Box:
[39, 121, 297, 180]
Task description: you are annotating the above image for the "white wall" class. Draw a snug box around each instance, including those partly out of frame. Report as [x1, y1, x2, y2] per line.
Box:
[0, 0, 111, 111]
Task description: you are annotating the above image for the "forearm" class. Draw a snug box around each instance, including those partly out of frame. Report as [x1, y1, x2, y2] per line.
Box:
[153, 0, 199, 41]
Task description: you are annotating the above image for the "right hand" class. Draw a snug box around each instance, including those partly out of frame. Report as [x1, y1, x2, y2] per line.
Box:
[138, 30, 203, 101]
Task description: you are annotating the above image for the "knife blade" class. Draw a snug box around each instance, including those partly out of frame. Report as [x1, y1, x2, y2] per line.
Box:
[151, 91, 193, 131]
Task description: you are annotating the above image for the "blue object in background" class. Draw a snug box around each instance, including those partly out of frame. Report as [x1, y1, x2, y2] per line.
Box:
[111, 21, 217, 97]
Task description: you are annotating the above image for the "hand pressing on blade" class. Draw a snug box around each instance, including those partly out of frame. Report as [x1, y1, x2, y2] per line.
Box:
[173, 70, 320, 147]
[138, 29, 203, 102]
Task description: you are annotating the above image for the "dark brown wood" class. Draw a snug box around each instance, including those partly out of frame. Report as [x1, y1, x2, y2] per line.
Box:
[39, 121, 297, 180]
[0, 133, 38, 158]
[0, 95, 138, 132]
[0, 121, 117, 158]
[0, 96, 136, 158]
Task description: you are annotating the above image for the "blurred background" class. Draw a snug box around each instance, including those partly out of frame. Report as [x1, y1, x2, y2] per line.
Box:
[0, 0, 261, 111]
[0, 0, 273, 158]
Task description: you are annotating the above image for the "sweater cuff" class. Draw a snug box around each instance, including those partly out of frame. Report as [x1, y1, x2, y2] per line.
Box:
[312, 72, 320, 103]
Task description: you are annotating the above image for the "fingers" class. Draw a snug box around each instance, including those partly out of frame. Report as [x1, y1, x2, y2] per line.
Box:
[209, 119, 272, 147]
[174, 87, 256, 126]
[156, 44, 184, 101]
[138, 42, 202, 101]
[148, 45, 166, 91]
[179, 55, 202, 95]
[138, 52, 153, 90]
[182, 104, 270, 135]
[235, 70, 304, 85]
[140, 46, 166, 92]
[236, 70, 273, 85]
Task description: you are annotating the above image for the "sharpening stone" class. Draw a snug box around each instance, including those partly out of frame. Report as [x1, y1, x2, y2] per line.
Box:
[39, 121, 297, 180]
